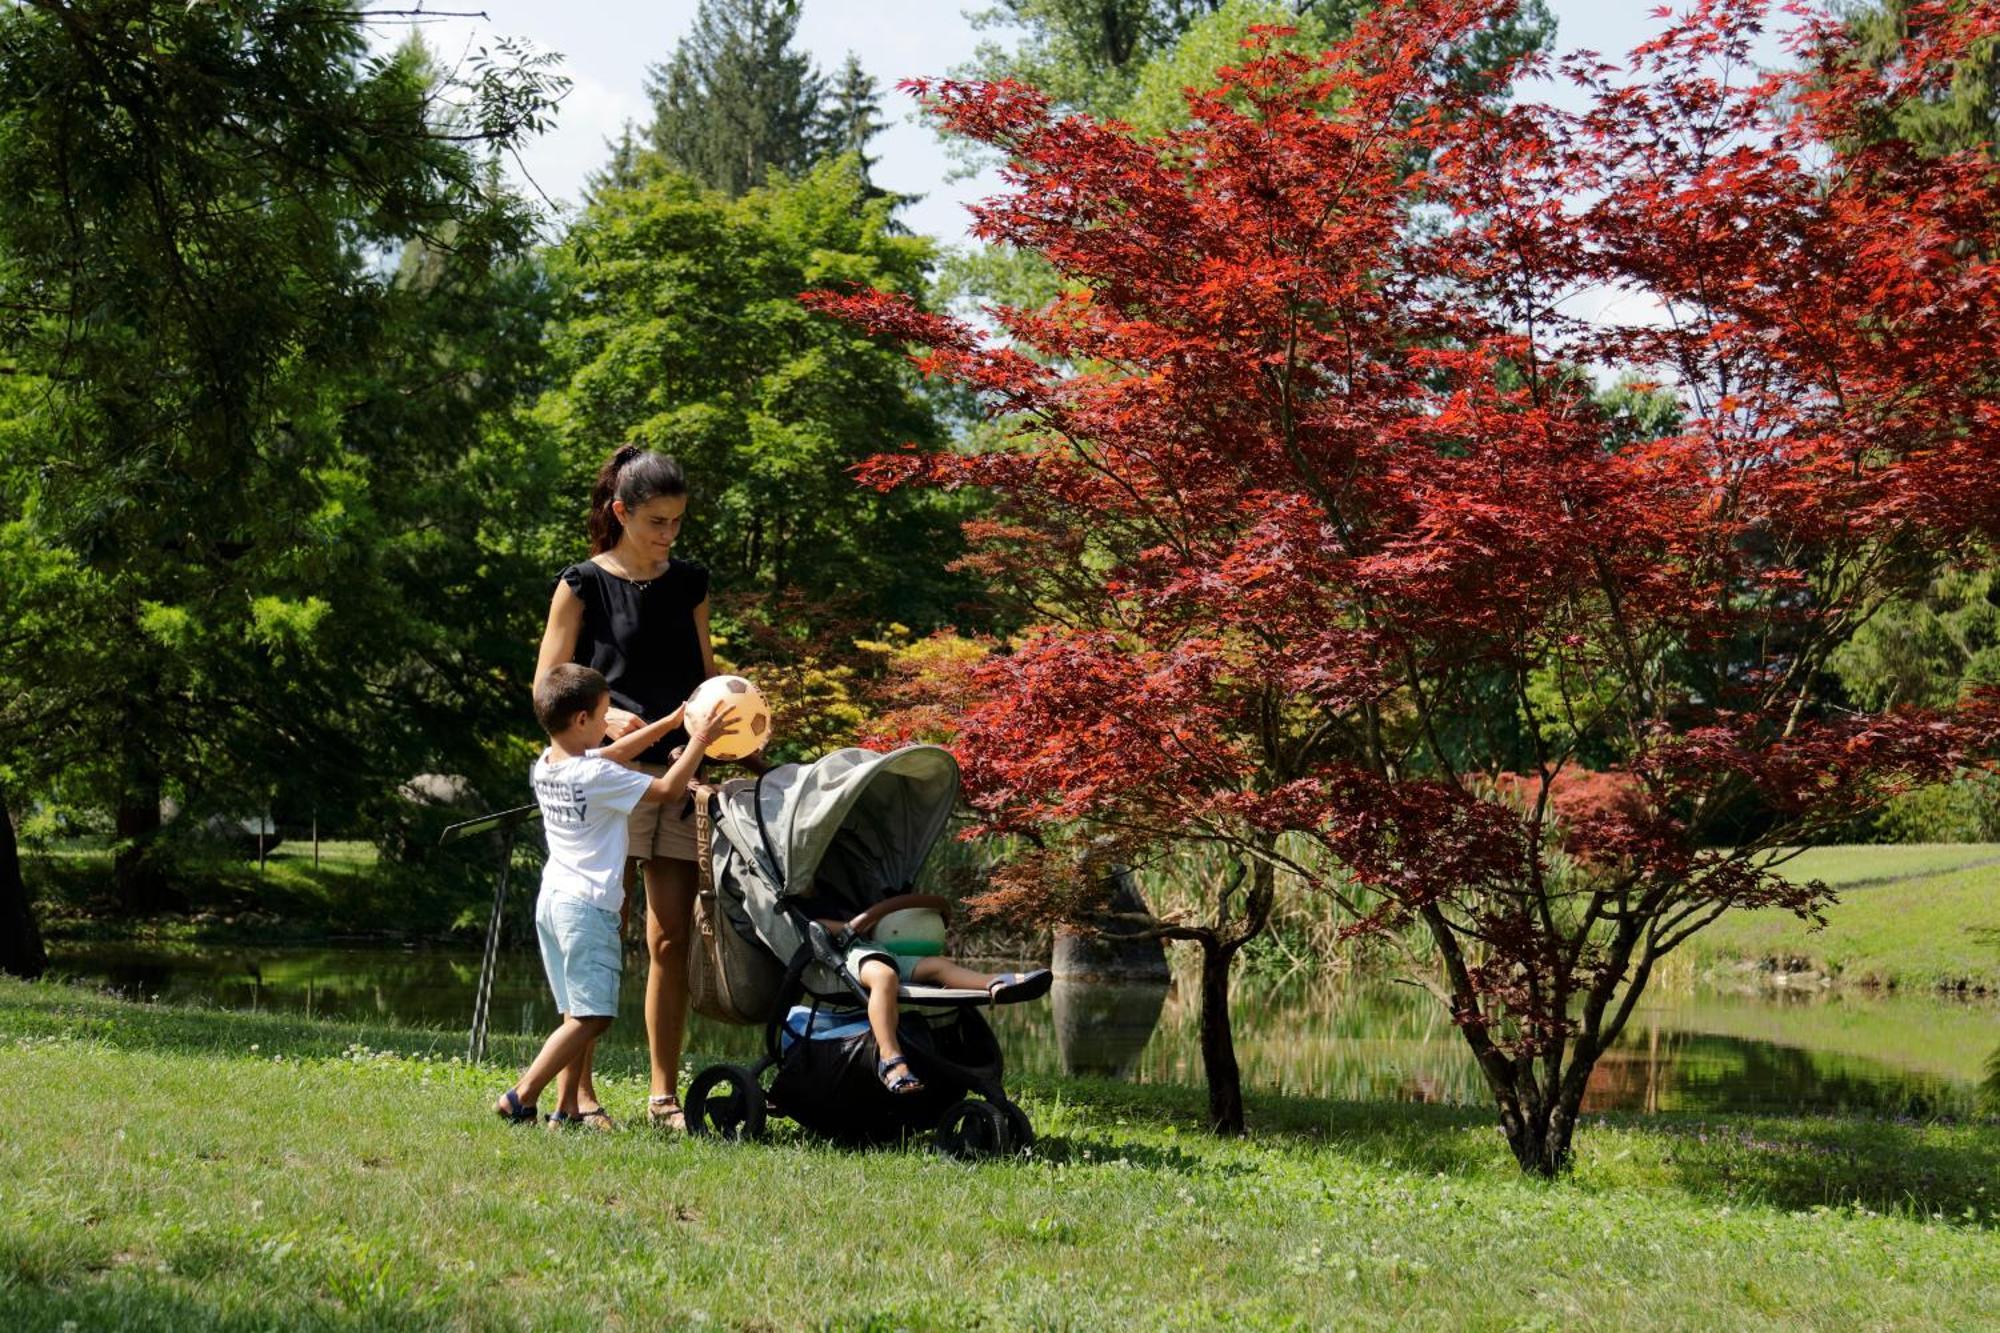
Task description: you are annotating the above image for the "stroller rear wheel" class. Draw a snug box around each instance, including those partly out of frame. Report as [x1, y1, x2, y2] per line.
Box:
[685, 1063, 767, 1142]
[935, 1098, 1014, 1160]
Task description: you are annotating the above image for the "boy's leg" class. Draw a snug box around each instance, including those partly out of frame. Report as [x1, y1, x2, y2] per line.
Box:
[503, 1015, 612, 1110]
[575, 1034, 601, 1113]
[549, 1030, 596, 1118]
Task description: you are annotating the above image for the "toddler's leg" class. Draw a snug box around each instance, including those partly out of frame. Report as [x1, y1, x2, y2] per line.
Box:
[912, 957, 1000, 990]
[913, 956, 1053, 1004]
[859, 959, 903, 1060]
[858, 959, 924, 1095]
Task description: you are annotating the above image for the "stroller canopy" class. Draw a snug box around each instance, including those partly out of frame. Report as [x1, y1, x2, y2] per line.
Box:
[720, 745, 960, 915]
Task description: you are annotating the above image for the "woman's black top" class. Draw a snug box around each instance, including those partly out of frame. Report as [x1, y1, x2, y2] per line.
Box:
[559, 557, 709, 764]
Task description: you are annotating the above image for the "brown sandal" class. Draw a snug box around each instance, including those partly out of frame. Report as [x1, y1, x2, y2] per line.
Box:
[577, 1107, 617, 1133]
[647, 1095, 685, 1131]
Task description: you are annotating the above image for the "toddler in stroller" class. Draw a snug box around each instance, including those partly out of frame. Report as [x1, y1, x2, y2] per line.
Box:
[680, 744, 1052, 1156]
[823, 908, 1050, 1095]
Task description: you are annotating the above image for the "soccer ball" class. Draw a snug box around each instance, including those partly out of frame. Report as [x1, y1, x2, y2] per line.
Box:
[686, 674, 771, 762]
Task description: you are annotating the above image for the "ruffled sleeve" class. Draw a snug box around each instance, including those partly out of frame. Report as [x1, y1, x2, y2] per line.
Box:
[557, 562, 589, 597]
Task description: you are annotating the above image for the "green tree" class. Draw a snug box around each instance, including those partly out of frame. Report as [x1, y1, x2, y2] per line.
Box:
[819, 53, 894, 205]
[1821, 1, 2000, 839]
[945, 0, 1553, 313]
[0, 2, 563, 922]
[1842, 0, 1998, 157]
[538, 152, 977, 638]
[646, 0, 827, 197]
[965, 0, 1552, 121]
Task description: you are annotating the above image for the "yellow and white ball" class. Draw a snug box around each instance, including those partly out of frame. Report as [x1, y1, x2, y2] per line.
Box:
[686, 674, 772, 762]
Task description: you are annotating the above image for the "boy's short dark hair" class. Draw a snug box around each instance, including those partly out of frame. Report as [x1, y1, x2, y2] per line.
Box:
[535, 664, 609, 735]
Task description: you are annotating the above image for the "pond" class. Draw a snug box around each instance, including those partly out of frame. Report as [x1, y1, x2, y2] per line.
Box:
[45, 941, 1995, 1118]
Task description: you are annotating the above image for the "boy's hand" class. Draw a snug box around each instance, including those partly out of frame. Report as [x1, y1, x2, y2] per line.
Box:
[686, 699, 740, 748]
[603, 707, 645, 739]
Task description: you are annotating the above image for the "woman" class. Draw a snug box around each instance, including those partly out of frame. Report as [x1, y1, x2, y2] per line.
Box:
[534, 445, 715, 1129]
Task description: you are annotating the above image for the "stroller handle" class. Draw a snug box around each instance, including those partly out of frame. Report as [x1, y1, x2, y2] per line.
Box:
[845, 893, 952, 939]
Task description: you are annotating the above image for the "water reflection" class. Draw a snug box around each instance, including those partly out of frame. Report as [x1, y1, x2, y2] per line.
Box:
[45, 943, 1991, 1118]
[1051, 977, 1169, 1079]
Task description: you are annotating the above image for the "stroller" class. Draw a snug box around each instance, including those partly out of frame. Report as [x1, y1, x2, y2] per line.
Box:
[680, 744, 1038, 1158]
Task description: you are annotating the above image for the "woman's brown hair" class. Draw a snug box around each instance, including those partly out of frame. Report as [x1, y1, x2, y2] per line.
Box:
[588, 445, 688, 554]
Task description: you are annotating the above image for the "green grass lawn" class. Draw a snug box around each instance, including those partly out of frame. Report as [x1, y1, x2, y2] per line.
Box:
[1689, 845, 2000, 992]
[2, 979, 1995, 1330]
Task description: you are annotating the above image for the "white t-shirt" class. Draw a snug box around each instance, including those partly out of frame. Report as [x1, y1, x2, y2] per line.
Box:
[531, 748, 656, 913]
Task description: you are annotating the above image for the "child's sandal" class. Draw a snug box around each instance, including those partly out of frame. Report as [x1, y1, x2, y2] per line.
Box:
[878, 1054, 925, 1095]
[986, 969, 1054, 1005]
[647, 1095, 685, 1131]
[494, 1088, 538, 1124]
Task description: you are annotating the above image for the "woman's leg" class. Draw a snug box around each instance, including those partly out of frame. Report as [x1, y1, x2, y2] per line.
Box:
[642, 854, 698, 1104]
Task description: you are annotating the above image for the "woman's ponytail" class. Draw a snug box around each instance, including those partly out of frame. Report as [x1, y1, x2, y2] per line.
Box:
[588, 444, 687, 554]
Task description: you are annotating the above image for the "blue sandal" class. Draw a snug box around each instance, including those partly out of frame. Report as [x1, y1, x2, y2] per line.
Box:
[878, 1054, 925, 1095]
[987, 970, 1054, 1005]
[494, 1088, 538, 1124]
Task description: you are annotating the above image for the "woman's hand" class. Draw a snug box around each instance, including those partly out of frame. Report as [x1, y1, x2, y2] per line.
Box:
[603, 707, 645, 739]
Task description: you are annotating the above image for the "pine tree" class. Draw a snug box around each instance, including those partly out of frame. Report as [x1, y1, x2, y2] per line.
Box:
[821, 55, 885, 179]
[646, 0, 827, 197]
[1842, 0, 1997, 157]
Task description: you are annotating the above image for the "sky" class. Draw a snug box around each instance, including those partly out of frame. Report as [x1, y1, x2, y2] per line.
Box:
[396, 1, 1801, 247]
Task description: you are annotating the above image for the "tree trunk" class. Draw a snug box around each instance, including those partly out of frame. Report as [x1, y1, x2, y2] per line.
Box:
[0, 788, 47, 979]
[113, 755, 178, 915]
[1494, 1059, 1587, 1177]
[1197, 938, 1245, 1135]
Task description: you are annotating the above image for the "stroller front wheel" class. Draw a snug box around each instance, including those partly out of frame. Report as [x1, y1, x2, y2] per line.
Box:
[684, 1063, 767, 1142]
[935, 1098, 1014, 1160]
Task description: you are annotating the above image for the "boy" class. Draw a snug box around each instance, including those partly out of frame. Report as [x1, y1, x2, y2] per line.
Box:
[494, 662, 737, 1130]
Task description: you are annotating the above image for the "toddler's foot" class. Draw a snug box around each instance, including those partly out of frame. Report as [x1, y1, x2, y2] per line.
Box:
[878, 1054, 925, 1095]
[986, 970, 1053, 1005]
[493, 1088, 537, 1124]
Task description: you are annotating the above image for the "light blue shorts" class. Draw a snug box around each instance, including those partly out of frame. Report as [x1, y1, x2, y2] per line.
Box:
[535, 892, 622, 1019]
[845, 939, 929, 983]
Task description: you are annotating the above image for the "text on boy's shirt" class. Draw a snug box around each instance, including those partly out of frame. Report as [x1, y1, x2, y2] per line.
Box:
[534, 771, 588, 826]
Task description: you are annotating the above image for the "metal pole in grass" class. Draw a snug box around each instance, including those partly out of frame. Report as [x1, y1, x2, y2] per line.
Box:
[440, 805, 542, 1064]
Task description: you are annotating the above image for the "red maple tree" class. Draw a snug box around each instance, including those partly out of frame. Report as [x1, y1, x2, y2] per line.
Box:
[813, 0, 2000, 1168]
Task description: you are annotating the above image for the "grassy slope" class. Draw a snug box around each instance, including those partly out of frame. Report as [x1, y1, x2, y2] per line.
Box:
[1689, 845, 2000, 991]
[27, 841, 484, 944]
[2, 981, 1995, 1331]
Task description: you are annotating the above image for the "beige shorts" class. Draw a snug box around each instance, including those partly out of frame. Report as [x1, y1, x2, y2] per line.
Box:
[626, 763, 698, 862]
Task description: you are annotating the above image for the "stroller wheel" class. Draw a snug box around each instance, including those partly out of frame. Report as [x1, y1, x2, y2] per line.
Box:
[999, 1099, 1035, 1150]
[684, 1064, 767, 1142]
[935, 1098, 1014, 1160]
